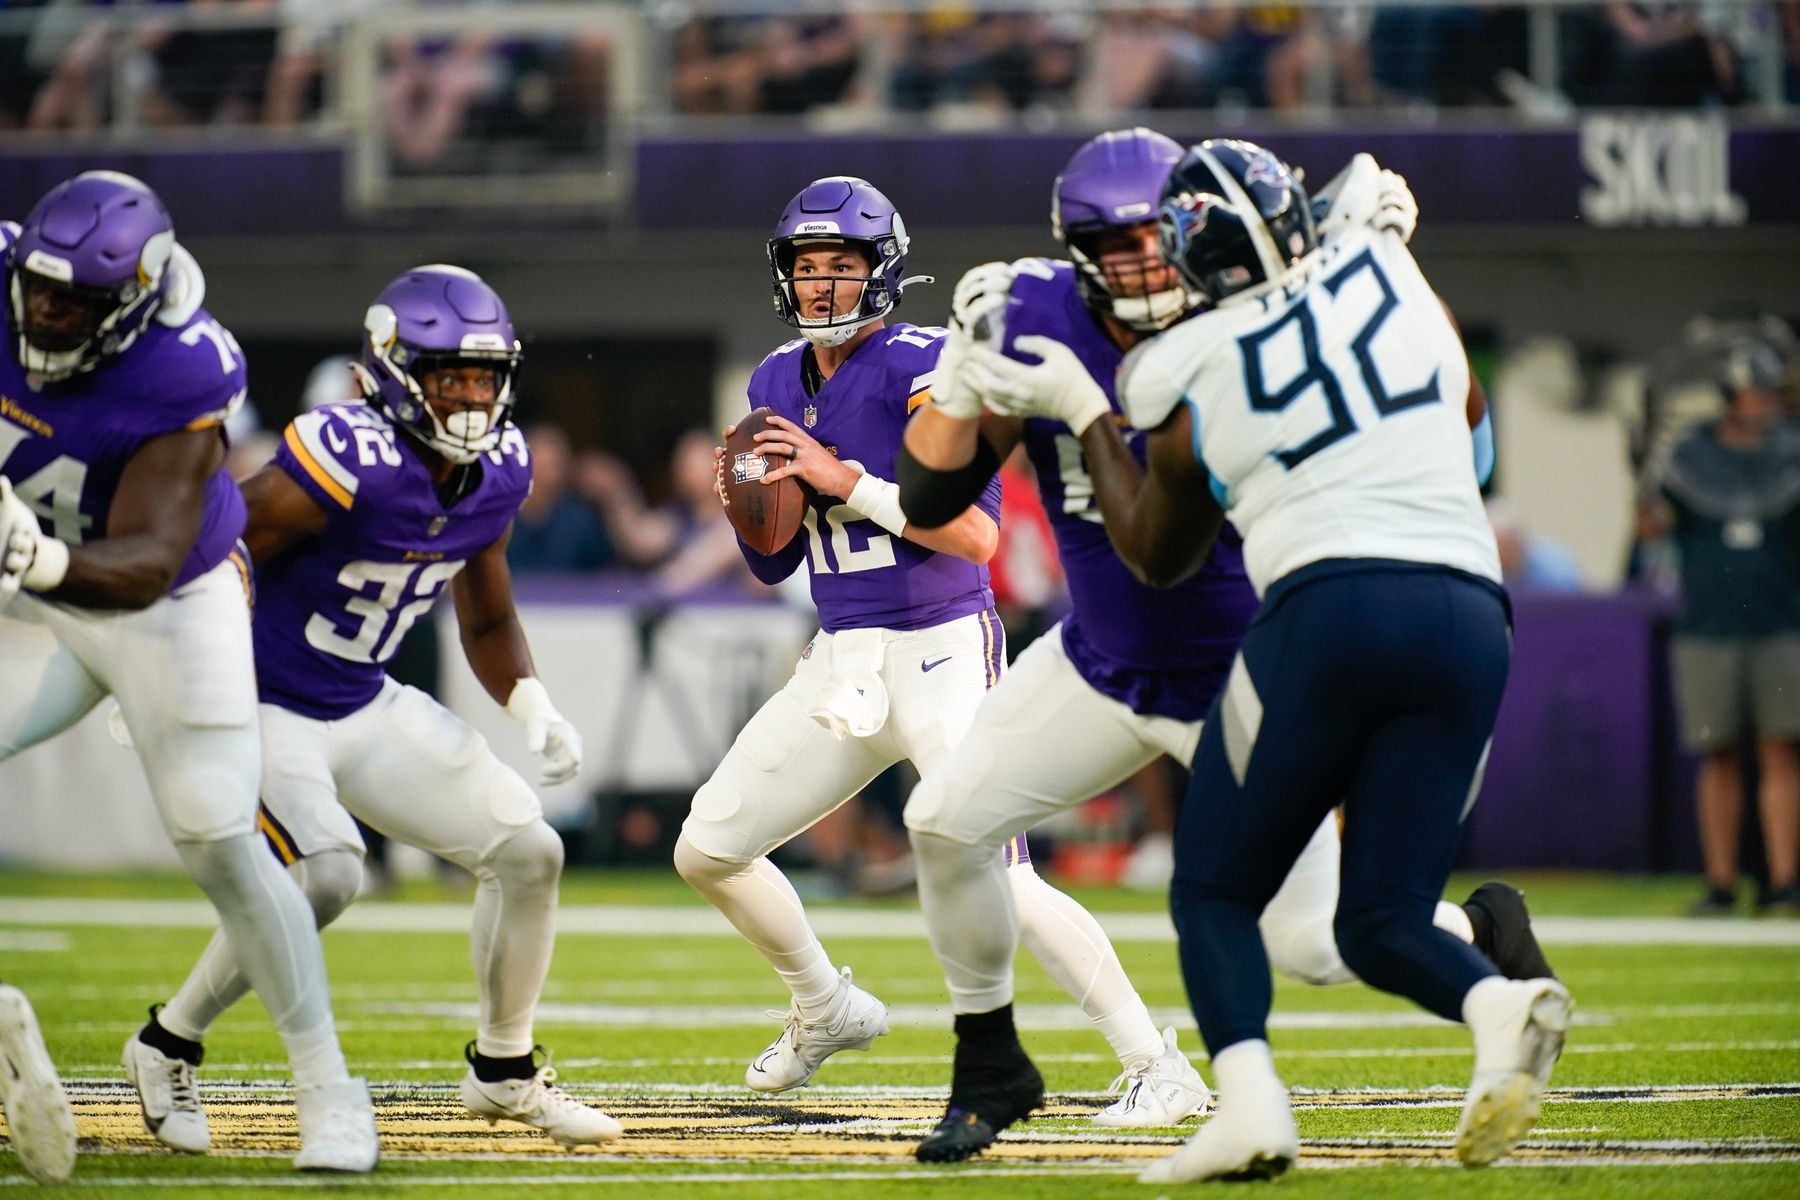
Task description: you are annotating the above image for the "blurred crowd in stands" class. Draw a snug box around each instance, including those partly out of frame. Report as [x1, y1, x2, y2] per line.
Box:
[3, 1, 1792, 149]
[672, 2, 1788, 119]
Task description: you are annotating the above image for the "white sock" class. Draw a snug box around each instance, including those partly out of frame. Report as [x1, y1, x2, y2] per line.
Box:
[910, 830, 1017, 1014]
[1436, 899, 1476, 944]
[1011, 864, 1164, 1067]
[1212, 1038, 1283, 1099]
[471, 823, 563, 1059]
[675, 838, 842, 1019]
[174, 834, 346, 1085]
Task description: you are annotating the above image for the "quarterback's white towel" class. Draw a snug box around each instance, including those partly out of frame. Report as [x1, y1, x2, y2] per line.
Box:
[804, 628, 889, 740]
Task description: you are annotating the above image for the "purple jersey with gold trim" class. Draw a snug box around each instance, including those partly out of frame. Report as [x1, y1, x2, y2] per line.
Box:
[744, 325, 1002, 633]
[0, 305, 247, 593]
[1004, 259, 1255, 721]
[253, 401, 531, 720]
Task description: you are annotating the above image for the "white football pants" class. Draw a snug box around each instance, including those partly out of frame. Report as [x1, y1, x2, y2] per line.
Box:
[905, 622, 1362, 1017]
[160, 677, 560, 1059]
[676, 610, 1167, 1064]
[0, 562, 344, 1080]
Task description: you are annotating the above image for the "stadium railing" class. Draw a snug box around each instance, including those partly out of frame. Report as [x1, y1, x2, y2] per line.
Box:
[0, 0, 1788, 216]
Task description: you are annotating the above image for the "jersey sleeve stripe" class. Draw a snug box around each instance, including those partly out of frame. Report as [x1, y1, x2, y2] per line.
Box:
[906, 387, 934, 414]
[283, 423, 355, 509]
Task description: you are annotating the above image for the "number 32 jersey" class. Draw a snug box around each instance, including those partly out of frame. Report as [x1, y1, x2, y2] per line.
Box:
[253, 401, 531, 720]
[1122, 227, 1500, 596]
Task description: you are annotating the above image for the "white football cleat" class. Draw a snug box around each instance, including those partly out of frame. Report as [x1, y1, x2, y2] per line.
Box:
[294, 1077, 379, 1173]
[462, 1058, 622, 1148]
[121, 1031, 210, 1153]
[1138, 1073, 1295, 1183]
[0, 985, 77, 1185]
[1456, 976, 1573, 1167]
[1092, 1026, 1211, 1127]
[745, 966, 889, 1094]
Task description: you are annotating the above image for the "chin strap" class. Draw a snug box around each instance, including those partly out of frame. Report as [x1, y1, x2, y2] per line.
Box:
[897, 274, 936, 295]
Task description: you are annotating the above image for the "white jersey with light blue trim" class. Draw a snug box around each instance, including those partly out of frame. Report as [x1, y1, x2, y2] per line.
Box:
[1120, 226, 1499, 596]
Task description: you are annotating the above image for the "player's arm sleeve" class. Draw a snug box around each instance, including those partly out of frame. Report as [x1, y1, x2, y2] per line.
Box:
[1117, 338, 1186, 432]
[1472, 409, 1496, 488]
[898, 434, 1003, 529]
[735, 531, 806, 585]
[273, 409, 362, 515]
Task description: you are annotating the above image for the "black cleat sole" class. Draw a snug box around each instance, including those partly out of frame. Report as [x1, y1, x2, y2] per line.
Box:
[916, 1111, 1002, 1163]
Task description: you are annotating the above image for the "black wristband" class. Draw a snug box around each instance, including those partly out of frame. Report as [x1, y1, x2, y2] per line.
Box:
[897, 436, 1002, 529]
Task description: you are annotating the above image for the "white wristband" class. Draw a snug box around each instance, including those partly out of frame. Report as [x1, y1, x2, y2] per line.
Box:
[505, 676, 561, 725]
[845, 471, 908, 538]
[23, 536, 68, 592]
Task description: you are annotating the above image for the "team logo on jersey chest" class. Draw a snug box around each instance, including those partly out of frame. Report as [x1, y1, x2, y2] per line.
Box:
[0, 396, 53, 437]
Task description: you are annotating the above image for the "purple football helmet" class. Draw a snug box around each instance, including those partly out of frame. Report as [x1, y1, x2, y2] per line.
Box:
[768, 176, 920, 348]
[1052, 128, 1193, 332]
[355, 265, 521, 465]
[6, 170, 176, 382]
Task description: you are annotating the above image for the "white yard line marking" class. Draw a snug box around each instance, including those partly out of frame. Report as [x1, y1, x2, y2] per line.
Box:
[6, 898, 1800, 946]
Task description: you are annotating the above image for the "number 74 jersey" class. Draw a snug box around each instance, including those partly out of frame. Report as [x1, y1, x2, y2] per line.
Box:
[1121, 227, 1500, 596]
[253, 401, 532, 720]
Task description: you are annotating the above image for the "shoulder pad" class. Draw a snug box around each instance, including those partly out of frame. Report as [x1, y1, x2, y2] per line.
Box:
[282, 404, 403, 510]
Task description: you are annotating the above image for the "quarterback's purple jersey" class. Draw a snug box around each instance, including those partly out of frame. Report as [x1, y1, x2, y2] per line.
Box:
[1005, 259, 1255, 721]
[253, 401, 531, 720]
[741, 325, 1002, 633]
[0, 307, 247, 593]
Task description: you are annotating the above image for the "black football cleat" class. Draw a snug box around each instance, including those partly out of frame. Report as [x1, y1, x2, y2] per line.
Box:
[1463, 881, 1557, 981]
[915, 1049, 1045, 1163]
[916, 1107, 1004, 1163]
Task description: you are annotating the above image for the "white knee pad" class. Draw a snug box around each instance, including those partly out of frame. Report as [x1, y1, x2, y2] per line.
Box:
[1263, 912, 1356, 987]
[481, 820, 565, 892]
[290, 848, 365, 929]
[673, 832, 742, 892]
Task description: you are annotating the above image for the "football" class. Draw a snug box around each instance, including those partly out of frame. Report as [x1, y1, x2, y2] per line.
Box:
[721, 407, 807, 556]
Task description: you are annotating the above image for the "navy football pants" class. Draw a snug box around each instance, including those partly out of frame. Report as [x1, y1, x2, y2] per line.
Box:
[1171, 561, 1511, 1055]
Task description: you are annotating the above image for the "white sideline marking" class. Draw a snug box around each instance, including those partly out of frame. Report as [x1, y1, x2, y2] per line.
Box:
[5, 897, 1800, 946]
[27, 1156, 1800, 1185]
[55, 1078, 1800, 1102]
[0, 929, 67, 951]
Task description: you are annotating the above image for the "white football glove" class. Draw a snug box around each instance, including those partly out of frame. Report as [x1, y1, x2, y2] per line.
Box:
[951, 261, 1013, 350]
[1373, 169, 1418, 243]
[930, 262, 1016, 421]
[1313, 152, 1416, 245]
[0, 478, 68, 607]
[506, 677, 583, 786]
[0, 479, 39, 607]
[967, 335, 1111, 436]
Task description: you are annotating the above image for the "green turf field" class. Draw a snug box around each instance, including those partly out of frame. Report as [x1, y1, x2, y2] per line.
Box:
[2, 869, 1796, 1197]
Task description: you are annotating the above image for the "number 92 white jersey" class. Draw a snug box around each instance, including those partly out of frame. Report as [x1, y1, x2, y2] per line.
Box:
[1121, 227, 1500, 596]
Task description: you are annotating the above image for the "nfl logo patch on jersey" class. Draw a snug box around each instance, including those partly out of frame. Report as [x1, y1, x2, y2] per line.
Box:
[733, 451, 768, 486]
[427, 515, 449, 537]
[803, 404, 818, 428]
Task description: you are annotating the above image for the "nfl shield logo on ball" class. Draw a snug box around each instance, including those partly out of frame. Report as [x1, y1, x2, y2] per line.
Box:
[733, 452, 767, 485]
